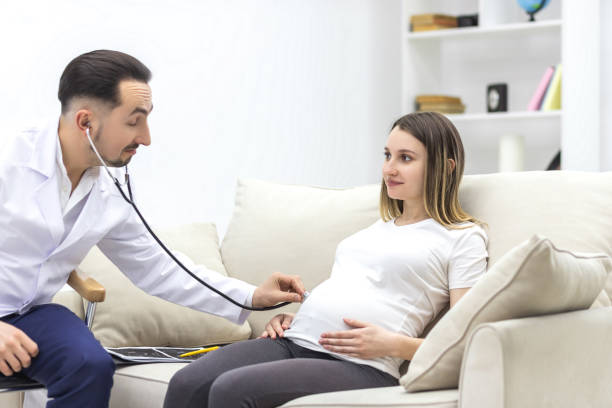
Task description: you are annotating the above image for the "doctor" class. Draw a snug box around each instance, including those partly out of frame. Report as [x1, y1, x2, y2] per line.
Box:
[0, 49, 305, 408]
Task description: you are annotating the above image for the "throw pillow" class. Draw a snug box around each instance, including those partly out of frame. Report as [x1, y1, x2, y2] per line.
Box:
[400, 234, 611, 392]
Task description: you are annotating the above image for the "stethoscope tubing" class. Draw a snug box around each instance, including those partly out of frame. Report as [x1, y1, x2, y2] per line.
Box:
[113, 176, 291, 311]
[86, 129, 290, 311]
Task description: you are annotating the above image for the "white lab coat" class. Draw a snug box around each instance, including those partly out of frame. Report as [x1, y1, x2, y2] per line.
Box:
[0, 119, 254, 323]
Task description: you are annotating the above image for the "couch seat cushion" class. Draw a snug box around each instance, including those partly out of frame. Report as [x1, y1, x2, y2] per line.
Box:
[110, 363, 187, 408]
[280, 387, 457, 408]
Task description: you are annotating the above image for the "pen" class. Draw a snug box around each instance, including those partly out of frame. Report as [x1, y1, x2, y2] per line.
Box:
[179, 346, 220, 358]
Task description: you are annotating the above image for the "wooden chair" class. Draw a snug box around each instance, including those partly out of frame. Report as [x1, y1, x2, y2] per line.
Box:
[0, 270, 106, 393]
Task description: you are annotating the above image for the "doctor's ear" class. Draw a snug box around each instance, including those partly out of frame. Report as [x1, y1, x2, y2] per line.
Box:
[75, 110, 93, 133]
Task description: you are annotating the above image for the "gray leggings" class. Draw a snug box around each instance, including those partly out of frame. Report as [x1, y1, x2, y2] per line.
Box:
[163, 337, 397, 408]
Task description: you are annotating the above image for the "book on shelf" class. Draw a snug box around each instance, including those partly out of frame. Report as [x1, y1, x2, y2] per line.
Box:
[410, 14, 457, 26]
[541, 63, 562, 111]
[412, 24, 459, 32]
[410, 13, 457, 32]
[527, 65, 556, 111]
[418, 104, 466, 114]
[415, 95, 465, 114]
[416, 95, 462, 104]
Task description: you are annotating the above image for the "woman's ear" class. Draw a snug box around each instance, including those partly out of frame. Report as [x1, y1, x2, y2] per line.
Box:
[447, 158, 456, 173]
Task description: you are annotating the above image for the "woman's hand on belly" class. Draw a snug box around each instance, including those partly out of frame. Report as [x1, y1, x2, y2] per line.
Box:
[258, 313, 295, 339]
[320, 318, 424, 360]
[318, 318, 400, 359]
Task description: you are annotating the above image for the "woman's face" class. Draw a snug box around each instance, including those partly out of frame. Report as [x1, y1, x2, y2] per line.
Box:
[383, 127, 427, 203]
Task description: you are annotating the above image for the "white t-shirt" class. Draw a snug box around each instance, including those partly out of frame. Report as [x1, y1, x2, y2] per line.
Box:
[284, 218, 488, 378]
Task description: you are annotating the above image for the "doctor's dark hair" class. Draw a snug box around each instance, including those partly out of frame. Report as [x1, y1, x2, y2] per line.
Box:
[58, 50, 151, 114]
[379, 111, 481, 228]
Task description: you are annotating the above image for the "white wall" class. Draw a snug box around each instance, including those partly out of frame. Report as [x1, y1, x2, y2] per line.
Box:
[602, 0, 612, 171]
[0, 0, 402, 235]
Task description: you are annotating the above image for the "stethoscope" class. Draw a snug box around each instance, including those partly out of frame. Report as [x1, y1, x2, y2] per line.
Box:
[85, 127, 294, 311]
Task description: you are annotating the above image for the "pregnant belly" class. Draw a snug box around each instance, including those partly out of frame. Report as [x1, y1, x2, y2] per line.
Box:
[284, 278, 402, 342]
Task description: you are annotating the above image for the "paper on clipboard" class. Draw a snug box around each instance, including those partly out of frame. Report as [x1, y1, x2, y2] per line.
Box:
[105, 346, 204, 364]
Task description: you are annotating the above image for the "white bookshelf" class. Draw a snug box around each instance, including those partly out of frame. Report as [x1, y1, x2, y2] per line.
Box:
[405, 19, 562, 40]
[401, 0, 601, 173]
[446, 110, 561, 123]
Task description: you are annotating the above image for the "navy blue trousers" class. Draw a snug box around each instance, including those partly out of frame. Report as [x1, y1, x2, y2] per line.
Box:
[1, 304, 115, 408]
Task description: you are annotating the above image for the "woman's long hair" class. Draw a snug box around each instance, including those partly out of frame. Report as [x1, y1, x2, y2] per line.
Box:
[380, 112, 481, 228]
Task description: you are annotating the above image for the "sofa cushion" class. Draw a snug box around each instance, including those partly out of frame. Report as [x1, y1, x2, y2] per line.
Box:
[78, 223, 251, 347]
[222, 178, 380, 336]
[459, 171, 612, 304]
[0, 392, 22, 408]
[110, 363, 187, 408]
[400, 235, 611, 392]
[221, 173, 612, 335]
[18, 363, 188, 408]
[280, 387, 458, 408]
[109, 368, 458, 408]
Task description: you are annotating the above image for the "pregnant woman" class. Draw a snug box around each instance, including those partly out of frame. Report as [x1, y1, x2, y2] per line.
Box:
[163, 111, 488, 408]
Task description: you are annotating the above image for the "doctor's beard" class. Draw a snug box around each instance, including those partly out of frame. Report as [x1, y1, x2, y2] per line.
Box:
[90, 125, 136, 168]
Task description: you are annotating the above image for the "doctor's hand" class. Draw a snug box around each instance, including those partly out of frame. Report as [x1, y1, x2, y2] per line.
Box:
[318, 318, 398, 360]
[0, 321, 39, 376]
[252, 272, 305, 308]
[258, 313, 295, 339]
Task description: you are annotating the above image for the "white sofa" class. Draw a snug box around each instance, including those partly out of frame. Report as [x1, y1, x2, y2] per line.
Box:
[2, 171, 612, 408]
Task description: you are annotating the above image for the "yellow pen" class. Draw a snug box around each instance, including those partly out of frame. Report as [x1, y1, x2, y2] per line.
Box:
[179, 346, 220, 358]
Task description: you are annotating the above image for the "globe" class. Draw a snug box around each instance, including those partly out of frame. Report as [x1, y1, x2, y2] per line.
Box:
[517, 0, 551, 22]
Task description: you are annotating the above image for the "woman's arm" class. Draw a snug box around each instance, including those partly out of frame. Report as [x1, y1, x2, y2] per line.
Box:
[450, 287, 470, 308]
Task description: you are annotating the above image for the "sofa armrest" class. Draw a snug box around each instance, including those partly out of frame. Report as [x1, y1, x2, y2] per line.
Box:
[459, 307, 612, 408]
[67, 269, 106, 303]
